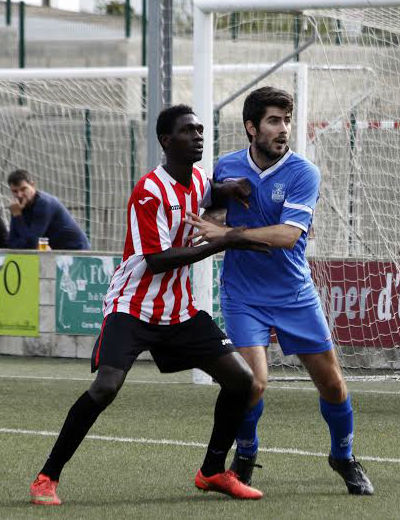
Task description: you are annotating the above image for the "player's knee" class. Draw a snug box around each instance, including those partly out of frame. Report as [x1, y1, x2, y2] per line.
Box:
[249, 379, 266, 405]
[89, 369, 125, 407]
[235, 363, 254, 397]
[321, 377, 347, 403]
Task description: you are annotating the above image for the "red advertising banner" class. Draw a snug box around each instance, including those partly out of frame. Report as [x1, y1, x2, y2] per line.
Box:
[310, 261, 400, 348]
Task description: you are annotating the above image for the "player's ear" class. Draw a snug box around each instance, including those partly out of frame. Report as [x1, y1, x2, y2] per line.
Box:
[244, 120, 257, 138]
[159, 134, 171, 151]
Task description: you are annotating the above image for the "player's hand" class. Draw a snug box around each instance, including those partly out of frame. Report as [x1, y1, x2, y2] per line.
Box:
[222, 177, 251, 209]
[9, 197, 23, 216]
[184, 212, 271, 254]
[184, 211, 228, 244]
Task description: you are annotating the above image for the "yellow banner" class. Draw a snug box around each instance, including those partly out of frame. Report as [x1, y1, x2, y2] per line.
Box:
[0, 254, 39, 336]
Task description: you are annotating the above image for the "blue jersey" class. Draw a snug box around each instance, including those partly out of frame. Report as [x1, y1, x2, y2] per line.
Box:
[214, 148, 320, 306]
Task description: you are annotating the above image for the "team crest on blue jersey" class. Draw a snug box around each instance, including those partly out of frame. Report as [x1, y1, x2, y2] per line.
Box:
[272, 183, 285, 202]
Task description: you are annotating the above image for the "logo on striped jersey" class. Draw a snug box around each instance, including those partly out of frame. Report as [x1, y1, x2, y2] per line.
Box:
[139, 196, 153, 205]
[169, 204, 183, 211]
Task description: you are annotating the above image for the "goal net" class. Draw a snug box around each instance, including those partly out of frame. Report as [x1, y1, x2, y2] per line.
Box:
[0, 67, 150, 252]
[194, 0, 400, 378]
[0, 1, 399, 379]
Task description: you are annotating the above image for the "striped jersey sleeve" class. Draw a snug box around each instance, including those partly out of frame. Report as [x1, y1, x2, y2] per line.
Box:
[131, 178, 172, 255]
[192, 165, 212, 208]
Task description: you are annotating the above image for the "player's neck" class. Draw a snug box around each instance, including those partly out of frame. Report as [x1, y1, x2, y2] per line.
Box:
[249, 144, 288, 171]
[162, 160, 193, 188]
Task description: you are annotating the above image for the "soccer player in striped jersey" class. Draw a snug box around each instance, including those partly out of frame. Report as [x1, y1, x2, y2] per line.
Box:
[185, 87, 374, 496]
[29, 104, 268, 506]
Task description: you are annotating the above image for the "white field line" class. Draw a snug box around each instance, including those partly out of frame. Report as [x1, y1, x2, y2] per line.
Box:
[268, 385, 400, 396]
[1, 427, 399, 464]
[0, 374, 186, 385]
[0, 374, 400, 395]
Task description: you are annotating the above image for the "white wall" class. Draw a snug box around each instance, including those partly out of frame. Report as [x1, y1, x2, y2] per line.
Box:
[10, 0, 42, 5]
[9, 0, 148, 15]
[10, 0, 98, 12]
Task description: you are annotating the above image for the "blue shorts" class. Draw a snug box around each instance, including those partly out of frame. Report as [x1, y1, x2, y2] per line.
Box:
[221, 292, 333, 355]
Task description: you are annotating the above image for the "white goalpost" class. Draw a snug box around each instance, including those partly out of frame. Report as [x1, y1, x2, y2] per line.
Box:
[192, 0, 400, 379]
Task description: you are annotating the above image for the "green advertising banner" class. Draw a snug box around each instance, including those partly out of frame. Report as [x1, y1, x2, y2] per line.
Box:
[0, 254, 39, 336]
[56, 256, 121, 335]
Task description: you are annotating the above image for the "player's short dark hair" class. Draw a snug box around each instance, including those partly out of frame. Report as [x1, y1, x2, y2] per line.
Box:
[156, 104, 195, 145]
[7, 169, 33, 186]
[243, 86, 294, 142]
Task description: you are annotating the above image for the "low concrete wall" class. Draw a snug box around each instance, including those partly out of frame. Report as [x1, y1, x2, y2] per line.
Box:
[0, 250, 151, 360]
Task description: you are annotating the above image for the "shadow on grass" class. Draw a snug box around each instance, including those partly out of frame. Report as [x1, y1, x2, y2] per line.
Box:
[0, 493, 233, 511]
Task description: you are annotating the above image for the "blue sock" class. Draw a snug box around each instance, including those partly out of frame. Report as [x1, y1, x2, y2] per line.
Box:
[236, 399, 264, 457]
[320, 395, 353, 460]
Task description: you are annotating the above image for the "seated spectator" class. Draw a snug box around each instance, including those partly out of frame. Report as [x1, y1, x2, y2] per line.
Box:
[7, 169, 90, 250]
[0, 215, 8, 248]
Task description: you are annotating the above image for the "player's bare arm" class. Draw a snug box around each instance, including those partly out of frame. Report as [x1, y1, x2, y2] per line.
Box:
[144, 240, 228, 274]
[146, 218, 270, 274]
[184, 212, 271, 252]
[185, 212, 301, 250]
[239, 223, 302, 249]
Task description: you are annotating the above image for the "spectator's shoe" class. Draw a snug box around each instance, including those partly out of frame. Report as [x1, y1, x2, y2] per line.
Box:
[328, 454, 374, 495]
[195, 469, 263, 499]
[30, 473, 62, 505]
[230, 449, 262, 485]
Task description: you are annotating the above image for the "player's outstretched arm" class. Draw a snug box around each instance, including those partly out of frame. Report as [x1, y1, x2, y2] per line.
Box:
[145, 240, 227, 274]
[240, 223, 302, 249]
[185, 212, 301, 250]
[145, 218, 269, 274]
[184, 212, 271, 253]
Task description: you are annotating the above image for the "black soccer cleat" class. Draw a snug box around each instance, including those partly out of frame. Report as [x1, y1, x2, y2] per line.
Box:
[328, 454, 374, 495]
[230, 450, 262, 486]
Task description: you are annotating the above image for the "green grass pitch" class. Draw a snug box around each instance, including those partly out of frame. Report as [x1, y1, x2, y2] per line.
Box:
[0, 356, 399, 520]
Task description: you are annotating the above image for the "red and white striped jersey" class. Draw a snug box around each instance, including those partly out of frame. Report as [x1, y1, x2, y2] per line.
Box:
[103, 164, 211, 325]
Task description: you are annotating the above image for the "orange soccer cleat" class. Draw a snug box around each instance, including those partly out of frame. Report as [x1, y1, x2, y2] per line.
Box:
[195, 469, 263, 500]
[30, 473, 62, 506]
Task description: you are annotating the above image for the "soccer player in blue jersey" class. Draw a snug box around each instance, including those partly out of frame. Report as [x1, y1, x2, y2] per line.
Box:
[185, 86, 374, 495]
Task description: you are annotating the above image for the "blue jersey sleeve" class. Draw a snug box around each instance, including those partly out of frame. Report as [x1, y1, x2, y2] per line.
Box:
[213, 159, 222, 183]
[280, 164, 320, 233]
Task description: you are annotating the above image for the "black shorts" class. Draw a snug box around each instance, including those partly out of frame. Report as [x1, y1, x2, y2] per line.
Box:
[91, 310, 234, 374]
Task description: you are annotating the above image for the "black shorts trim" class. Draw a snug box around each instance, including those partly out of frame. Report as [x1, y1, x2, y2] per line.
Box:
[91, 311, 234, 374]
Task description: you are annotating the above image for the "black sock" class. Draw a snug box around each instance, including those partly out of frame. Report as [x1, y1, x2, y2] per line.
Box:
[201, 387, 249, 477]
[40, 391, 105, 481]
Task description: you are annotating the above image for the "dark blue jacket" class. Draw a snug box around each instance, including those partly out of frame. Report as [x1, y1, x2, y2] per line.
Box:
[0, 217, 8, 248]
[8, 191, 90, 250]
